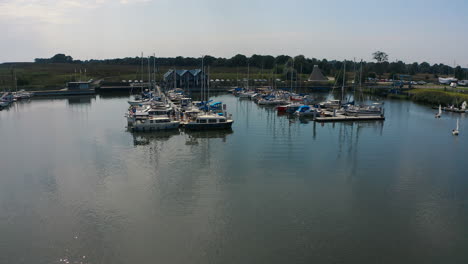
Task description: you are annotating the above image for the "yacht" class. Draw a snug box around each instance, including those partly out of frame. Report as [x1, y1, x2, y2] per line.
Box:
[126, 104, 173, 126]
[184, 113, 233, 130]
[132, 116, 180, 132]
[319, 99, 341, 109]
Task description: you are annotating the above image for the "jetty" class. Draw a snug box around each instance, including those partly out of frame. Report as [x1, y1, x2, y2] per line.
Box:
[314, 114, 385, 122]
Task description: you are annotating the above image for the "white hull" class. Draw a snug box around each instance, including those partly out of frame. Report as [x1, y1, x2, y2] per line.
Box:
[128, 100, 152, 106]
[132, 121, 180, 131]
[258, 100, 286, 105]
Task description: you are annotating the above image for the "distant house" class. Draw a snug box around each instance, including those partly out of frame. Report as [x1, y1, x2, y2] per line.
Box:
[163, 69, 208, 90]
[308, 65, 328, 82]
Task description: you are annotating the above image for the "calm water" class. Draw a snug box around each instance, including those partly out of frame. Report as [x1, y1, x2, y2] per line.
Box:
[1, 93, 467, 264]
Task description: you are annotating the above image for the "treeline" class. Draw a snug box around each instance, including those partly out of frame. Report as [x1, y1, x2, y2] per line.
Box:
[35, 53, 468, 80]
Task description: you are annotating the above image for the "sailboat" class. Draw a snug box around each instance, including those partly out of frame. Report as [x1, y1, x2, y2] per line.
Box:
[435, 105, 442, 118]
[452, 118, 459, 135]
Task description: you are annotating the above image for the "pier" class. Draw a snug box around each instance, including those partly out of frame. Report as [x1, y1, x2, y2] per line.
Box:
[314, 114, 385, 122]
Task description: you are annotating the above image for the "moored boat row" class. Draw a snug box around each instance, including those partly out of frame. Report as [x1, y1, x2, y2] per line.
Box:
[125, 86, 234, 132]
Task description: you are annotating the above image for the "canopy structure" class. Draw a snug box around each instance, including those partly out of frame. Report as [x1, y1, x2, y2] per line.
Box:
[308, 65, 328, 81]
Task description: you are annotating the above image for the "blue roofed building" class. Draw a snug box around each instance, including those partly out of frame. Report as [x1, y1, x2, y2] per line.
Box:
[163, 69, 207, 90]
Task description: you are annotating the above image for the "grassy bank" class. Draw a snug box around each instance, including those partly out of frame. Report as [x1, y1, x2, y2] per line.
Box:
[407, 89, 468, 106]
[0, 63, 321, 91]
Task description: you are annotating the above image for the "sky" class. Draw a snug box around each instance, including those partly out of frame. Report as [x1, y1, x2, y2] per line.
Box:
[1, 0, 468, 65]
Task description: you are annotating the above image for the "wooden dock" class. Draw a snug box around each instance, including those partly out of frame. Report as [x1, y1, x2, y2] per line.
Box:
[314, 114, 385, 122]
[33, 89, 95, 97]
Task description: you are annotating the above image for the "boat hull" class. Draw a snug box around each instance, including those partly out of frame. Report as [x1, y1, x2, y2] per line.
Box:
[132, 122, 180, 132]
[184, 120, 234, 130]
[128, 100, 151, 106]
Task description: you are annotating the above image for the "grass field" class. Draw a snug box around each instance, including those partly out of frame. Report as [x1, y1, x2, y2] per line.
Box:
[0, 62, 331, 91]
[408, 88, 468, 106]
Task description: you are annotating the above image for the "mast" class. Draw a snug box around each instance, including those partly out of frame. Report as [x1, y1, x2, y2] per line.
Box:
[201, 56, 204, 103]
[141, 52, 144, 82]
[147, 56, 150, 90]
[153, 53, 156, 89]
[353, 58, 356, 101]
[247, 61, 250, 90]
[207, 66, 210, 102]
[342, 60, 346, 103]
[300, 63, 303, 92]
[14, 69, 17, 93]
[174, 67, 176, 90]
[359, 59, 363, 102]
[290, 58, 294, 93]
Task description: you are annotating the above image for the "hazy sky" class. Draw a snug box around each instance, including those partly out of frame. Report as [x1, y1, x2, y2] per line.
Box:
[1, 0, 467, 65]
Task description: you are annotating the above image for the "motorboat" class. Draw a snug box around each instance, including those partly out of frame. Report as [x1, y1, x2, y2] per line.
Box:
[277, 103, 301, 114]
[184, 113, 233, 130]
[294, 105, 320, 117]
[345, 105, 383, 116]
[319, 99, 341, 109]
[131, 116, 180, 132]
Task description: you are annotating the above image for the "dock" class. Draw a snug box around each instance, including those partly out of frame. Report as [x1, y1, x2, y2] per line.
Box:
[33, 89, 95, 97]
[431, 106, 467, 113]
[314, 114, 385, 122]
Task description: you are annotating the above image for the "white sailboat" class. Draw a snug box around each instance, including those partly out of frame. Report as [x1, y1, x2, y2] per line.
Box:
[452, 118, 459, 135]
[435, 105, 442, 118]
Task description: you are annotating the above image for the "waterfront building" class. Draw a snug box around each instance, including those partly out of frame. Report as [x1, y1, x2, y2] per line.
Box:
[163, 69, 208, 90]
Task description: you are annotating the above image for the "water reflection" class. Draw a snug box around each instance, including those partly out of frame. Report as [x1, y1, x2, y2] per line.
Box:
[67, 95, 95, 105]
[184, 129, 233, 145]
[130, 130, 181, 146]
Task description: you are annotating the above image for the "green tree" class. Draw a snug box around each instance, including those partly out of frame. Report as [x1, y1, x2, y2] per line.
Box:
[229, 54, 247, 67]
[454, 66, 464, 80]
[275, 55, 291, 65]
[50, 53, 73, 63]
[372, 51, 388, 63]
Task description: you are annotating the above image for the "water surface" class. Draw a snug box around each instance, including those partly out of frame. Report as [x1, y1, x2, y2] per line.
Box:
[0, 93, 467, 264]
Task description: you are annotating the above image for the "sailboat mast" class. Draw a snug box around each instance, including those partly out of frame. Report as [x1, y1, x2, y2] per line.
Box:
[201, 56, 204, 102]
[247, 61, 250, 90]
[342, 60, 346, 102]
[290, 58, 294, 93]
[14, 69, 17, 93]
[141, 52, 144, 82]
[353, 58, 356, 101]
[147, 56, 150, 90]
[153, 53, 156, 88]
[300, 64, 302, 92]
[359, 59, 363, 102]
[207, 66, 210, 101]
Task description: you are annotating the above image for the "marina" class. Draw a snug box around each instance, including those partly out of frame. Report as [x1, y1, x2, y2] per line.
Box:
[2, 0, 468, 263]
